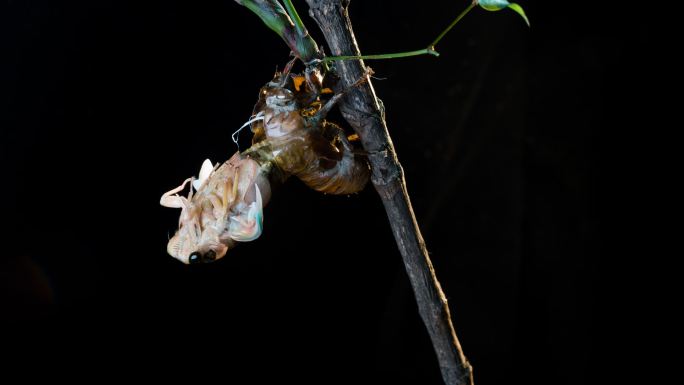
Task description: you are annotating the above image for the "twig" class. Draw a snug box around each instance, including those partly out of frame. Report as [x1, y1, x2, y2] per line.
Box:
[304, 1, 474, 384]
[321, 1, 475, 63]
[429, 1, 476, 49]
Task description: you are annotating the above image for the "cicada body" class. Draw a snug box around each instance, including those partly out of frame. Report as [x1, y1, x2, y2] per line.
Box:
[161, 153, 272, 264]
[161, 65, 369, 264]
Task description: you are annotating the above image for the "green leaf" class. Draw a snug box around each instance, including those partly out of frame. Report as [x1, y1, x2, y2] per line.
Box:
[478, 0, 530, 27]
[506, 3, 530, 27]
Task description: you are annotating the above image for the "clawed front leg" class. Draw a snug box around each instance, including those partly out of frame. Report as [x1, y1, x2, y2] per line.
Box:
[160, 177, 192, 208]
[161, 159, 218, 208]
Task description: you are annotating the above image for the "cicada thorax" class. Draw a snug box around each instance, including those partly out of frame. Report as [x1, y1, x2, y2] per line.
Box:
[247, 69, 369, 195]
[196, 153, 257, 216]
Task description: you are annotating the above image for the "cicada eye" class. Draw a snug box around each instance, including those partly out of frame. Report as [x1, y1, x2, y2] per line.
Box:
[189, 252, 201, 264]
[204, 250, 216, 262]
[188, 250, 217, 264]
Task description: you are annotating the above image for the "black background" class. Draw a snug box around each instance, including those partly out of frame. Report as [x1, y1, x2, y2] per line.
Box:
[1, 0, 649, 383]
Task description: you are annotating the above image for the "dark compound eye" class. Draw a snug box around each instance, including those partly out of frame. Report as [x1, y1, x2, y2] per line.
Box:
[189, 252, 201, 264]
[188, 250, 216, 264]
[203, 250, 216, 262]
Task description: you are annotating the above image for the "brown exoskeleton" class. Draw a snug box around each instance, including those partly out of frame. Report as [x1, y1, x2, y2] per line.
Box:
[160, 63, 371, 264]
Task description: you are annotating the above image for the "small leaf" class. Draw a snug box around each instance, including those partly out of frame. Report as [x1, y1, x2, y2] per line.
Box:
[478, 0, 530, 27]
[506, 3, 530, 27]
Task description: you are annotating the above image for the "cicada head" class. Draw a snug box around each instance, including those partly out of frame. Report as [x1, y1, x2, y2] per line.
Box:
[166, 202, 232, 265]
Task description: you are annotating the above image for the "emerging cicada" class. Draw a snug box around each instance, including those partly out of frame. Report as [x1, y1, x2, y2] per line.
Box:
[161, 64, 370, 264]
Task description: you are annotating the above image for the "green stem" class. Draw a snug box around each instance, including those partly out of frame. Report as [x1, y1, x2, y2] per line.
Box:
[323, 48, 438, 63]
[322, 1, 476, 63]
[282, 0, 307, 38]
[238, 0, 474, 65]
[430, 2, 476, 48]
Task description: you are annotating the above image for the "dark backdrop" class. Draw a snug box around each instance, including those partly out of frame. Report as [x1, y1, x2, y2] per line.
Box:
[1, 1, 648, 383]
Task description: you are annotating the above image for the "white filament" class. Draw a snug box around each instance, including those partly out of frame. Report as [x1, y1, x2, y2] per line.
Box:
[232, 111, 265, 150]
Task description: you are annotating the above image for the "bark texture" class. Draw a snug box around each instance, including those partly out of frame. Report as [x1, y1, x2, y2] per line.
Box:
[304, 1, 474, 384]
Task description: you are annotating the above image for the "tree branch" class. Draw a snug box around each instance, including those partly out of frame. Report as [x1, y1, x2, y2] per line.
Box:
[304, 1, 474, 384]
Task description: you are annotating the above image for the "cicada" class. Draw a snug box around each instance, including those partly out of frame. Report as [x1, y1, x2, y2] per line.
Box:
[160, 64, 370, 264]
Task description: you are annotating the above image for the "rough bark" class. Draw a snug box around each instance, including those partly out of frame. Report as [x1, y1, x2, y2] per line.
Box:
[304, 1, 474, 384]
